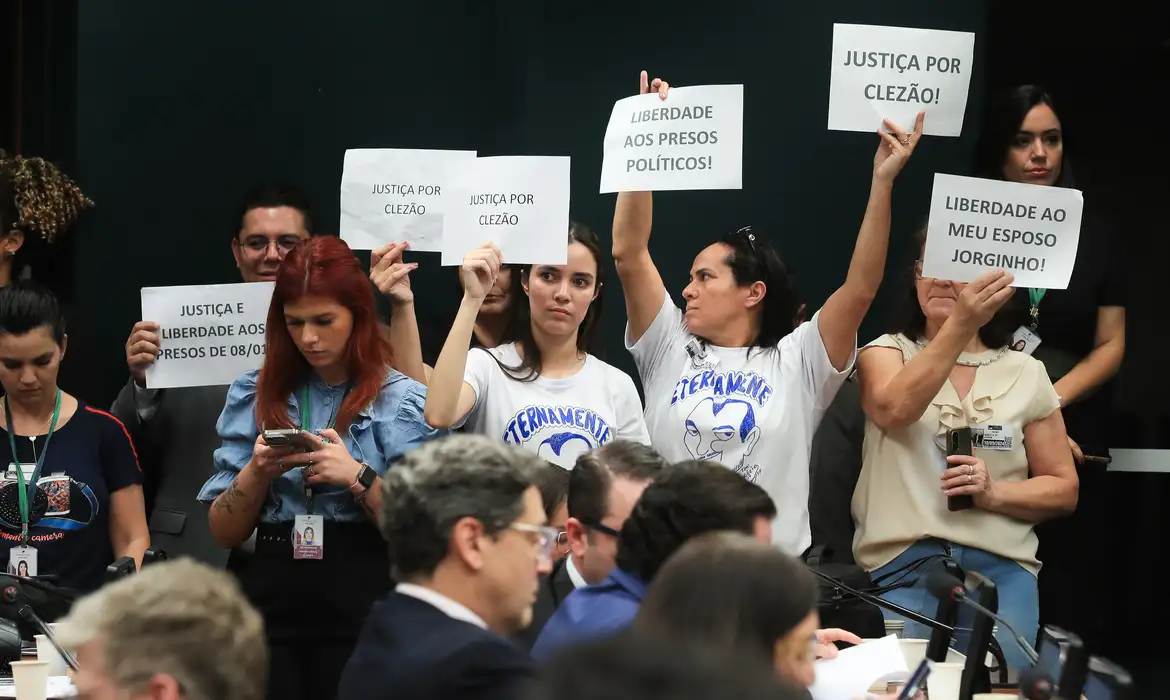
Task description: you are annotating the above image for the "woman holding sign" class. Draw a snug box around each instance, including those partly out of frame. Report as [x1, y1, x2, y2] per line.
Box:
[199, 236, 446, 700]
[0, 283, 148, 600]
[424, 223, 650, 468]
[852, 236, 1078, 671]
[975, 85, 1126, 654]
[612, 71, 921, 557]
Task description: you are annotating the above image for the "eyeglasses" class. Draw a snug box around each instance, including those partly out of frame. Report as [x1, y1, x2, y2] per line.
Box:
[578, 517, 620, 539]
[507, 522, 561, 561]
[555, 529, 570, 556]
[240, 235, 303, 257]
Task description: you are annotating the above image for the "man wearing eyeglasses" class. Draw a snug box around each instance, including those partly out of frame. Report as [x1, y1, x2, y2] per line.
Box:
[110, 185, 315, 567]
[339, 435, 554, 700]
[515, 441, 666, 650]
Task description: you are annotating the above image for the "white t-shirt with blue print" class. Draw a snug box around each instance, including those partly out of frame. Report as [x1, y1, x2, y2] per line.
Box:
[626, 293, 854, 555]
[457, 343, 650, 469]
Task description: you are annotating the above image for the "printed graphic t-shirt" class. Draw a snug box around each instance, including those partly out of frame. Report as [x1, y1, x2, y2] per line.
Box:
[627, 293, 854, 555]
[458, 343, 651, 468]
[1, 402, 141, 593]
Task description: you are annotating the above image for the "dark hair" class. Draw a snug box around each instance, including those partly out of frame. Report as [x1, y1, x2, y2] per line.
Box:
[569, 441, 667, 526]
[900, 228, 1018, 349]
[534, 462, 571, 522]
[381, 435, 545, 581]
[495, 221, 604, 381]
[0, 282, 67, 344]
[716, 227, 799, 349]
[636, 532, 819, 668]
[527, 630, 810, 700]
[974, 85, 1075, 188]
[614, 461, 776, 582]
[235, 184, 315, 239]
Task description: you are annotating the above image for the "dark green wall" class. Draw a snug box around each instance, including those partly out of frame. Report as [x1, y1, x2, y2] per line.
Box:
[66, 0, 986, 406]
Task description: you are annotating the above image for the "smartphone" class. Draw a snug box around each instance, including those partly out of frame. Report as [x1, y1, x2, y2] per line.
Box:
[262, 428, 314, 450]
[897, 659, 932, 700]
[1082, 656, 1132, 700]
[946, 427, 974, 511]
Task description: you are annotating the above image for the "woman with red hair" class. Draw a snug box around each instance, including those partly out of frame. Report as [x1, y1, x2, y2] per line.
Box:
[198, 236, 445, 700]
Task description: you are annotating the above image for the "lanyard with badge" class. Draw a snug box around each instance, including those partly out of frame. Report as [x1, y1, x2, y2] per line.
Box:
[4, 389, 61, 577]
[292, 383, 348, 561]
[1011, 287, 1045, 355]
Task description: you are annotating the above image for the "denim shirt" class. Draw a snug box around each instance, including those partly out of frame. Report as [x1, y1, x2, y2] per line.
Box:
[197, 368, 448, 522]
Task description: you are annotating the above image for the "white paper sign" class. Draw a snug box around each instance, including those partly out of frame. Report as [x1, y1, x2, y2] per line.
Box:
[809, 635, 908, 700]
[828, 24, 976, 137]
[440, 156, 570, 266]
[141, 282, 275, 389]
[922, 174, 1084, 289]
[339, 148, 477, 251]
[600, 84, 743, 193]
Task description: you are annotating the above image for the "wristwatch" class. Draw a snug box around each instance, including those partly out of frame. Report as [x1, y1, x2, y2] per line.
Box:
[350, 463, 377, 500]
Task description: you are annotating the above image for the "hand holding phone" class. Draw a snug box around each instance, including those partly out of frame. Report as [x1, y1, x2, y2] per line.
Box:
[897, 659, 931, 699]
[946, 427, 974, 511]
[262, 428, 316, 451]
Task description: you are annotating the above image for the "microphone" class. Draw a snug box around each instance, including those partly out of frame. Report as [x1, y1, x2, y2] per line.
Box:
[1017, 666, 1055, 700]
[925, 570, 1039, 665]
[1, 578, 79, 671]
[809, 567, 954, 634]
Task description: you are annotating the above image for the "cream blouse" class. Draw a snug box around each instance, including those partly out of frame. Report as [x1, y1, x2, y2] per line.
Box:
[851, 333, 1061, 576]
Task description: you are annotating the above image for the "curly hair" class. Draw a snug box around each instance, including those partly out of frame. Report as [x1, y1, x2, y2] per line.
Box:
[0, 150, 93, 243]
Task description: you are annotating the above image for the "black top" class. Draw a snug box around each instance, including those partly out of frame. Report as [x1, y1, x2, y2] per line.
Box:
[1012, 210, 1125, 453]
[338, 591, 534, 700]
[1, 401, 141, 593]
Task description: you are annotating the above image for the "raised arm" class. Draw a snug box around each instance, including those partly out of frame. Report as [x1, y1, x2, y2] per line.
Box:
[857, 270, 1016, 432]
[423, 243, 501, 429]
[372, 242, 428, 385]
[612, 71, 671, 343]
[818, 113, 924, 370]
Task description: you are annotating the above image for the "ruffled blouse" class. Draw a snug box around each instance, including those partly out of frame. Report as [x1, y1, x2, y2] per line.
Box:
[851, 334, 1060, 575]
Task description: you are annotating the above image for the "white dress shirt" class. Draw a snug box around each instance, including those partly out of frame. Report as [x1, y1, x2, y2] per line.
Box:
[565, 555, 588, 589]
[395, 583, 487, 630]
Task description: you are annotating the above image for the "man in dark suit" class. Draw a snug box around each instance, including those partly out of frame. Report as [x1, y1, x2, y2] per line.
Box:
[338, 435, 555, 700]
[514, 441, 666, 650]
[110, 185, 314, 567]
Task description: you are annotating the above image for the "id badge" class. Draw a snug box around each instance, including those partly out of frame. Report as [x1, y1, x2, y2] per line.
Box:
[1011, 326, 1041, 355]
[970, 423, 1013, 451]
[293, 514, 324, 560]
[9, 546, 37, 577]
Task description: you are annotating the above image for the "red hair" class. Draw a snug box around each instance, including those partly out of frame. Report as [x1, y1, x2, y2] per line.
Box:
[255, 236, 392, 431]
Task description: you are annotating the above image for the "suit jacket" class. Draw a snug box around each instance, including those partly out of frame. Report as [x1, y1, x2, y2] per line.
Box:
[110, 378, 231, 567]
[513, 557, 577, 650]
[338, 592, 534, 700]
[530, 568, 646, 662]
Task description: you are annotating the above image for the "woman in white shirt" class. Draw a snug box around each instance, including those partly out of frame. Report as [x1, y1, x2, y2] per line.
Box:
[613, 71, 922, 555]
[425, 223, 650, 468]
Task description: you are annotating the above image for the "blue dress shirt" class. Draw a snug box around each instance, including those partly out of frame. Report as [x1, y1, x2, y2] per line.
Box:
[197, 368, 447, 522]
[530, 568, 647, 661]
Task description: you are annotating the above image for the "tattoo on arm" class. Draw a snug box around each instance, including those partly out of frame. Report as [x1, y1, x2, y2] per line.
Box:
[214, 479, 248, 514]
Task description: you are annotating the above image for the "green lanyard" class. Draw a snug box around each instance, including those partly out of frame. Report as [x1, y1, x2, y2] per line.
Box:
[298, 384, 348, 514]
[5, 389, 62, 545]
[1028, 288, 1047, 330]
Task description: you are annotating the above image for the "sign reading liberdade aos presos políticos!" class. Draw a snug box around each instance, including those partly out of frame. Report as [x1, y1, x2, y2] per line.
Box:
[339, 148, 476, 252]
[141, 282, 275, 389]
[922, 174, 1084, 289]
[440, 155, 571, 266]
[600, 84, 743, 193]
[828, 24, 976, 137]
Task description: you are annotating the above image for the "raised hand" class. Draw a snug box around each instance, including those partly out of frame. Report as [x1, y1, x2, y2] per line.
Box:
[461, 243, 503, 301]
[873, 111, 925, 182]
[639, 70, 670, 99]
[954, 269, 1016, 331]
[370, 241, 418, 306]
[126, 321, 161, 387]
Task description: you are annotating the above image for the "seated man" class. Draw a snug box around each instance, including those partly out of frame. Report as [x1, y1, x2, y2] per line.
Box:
[57, 559, 267, 700]
[531, 460, 776, 660]
[338, 435, 554, 700]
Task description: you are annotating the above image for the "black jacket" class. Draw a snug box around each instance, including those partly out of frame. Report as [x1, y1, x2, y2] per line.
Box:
[513, 557, 578, 650]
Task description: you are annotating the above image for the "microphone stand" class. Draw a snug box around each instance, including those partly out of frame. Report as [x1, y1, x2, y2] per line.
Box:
[810, 567, 954, 634]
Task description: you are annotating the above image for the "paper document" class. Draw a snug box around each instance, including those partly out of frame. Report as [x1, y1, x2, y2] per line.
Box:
[809, 634, 908, 700]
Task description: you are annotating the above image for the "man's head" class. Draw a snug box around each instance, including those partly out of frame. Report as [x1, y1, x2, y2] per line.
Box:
[614, 460, 776, 583]
[230, 184, 313, 282]
[381, 435, 556, 634]
[565, 441, 667, 584]
[56, 559, 266, 700]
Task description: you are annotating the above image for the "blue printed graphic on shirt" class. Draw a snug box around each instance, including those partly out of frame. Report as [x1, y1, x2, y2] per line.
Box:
[503, 405, 613, 468]
[672, 371, 775, 484]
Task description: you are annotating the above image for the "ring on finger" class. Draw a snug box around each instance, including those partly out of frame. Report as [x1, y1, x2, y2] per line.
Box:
[967, 474, 973, 485]
[900, 135, 911, 146]
[276, 457, 284, 468]
[967, 465, 974, 475]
